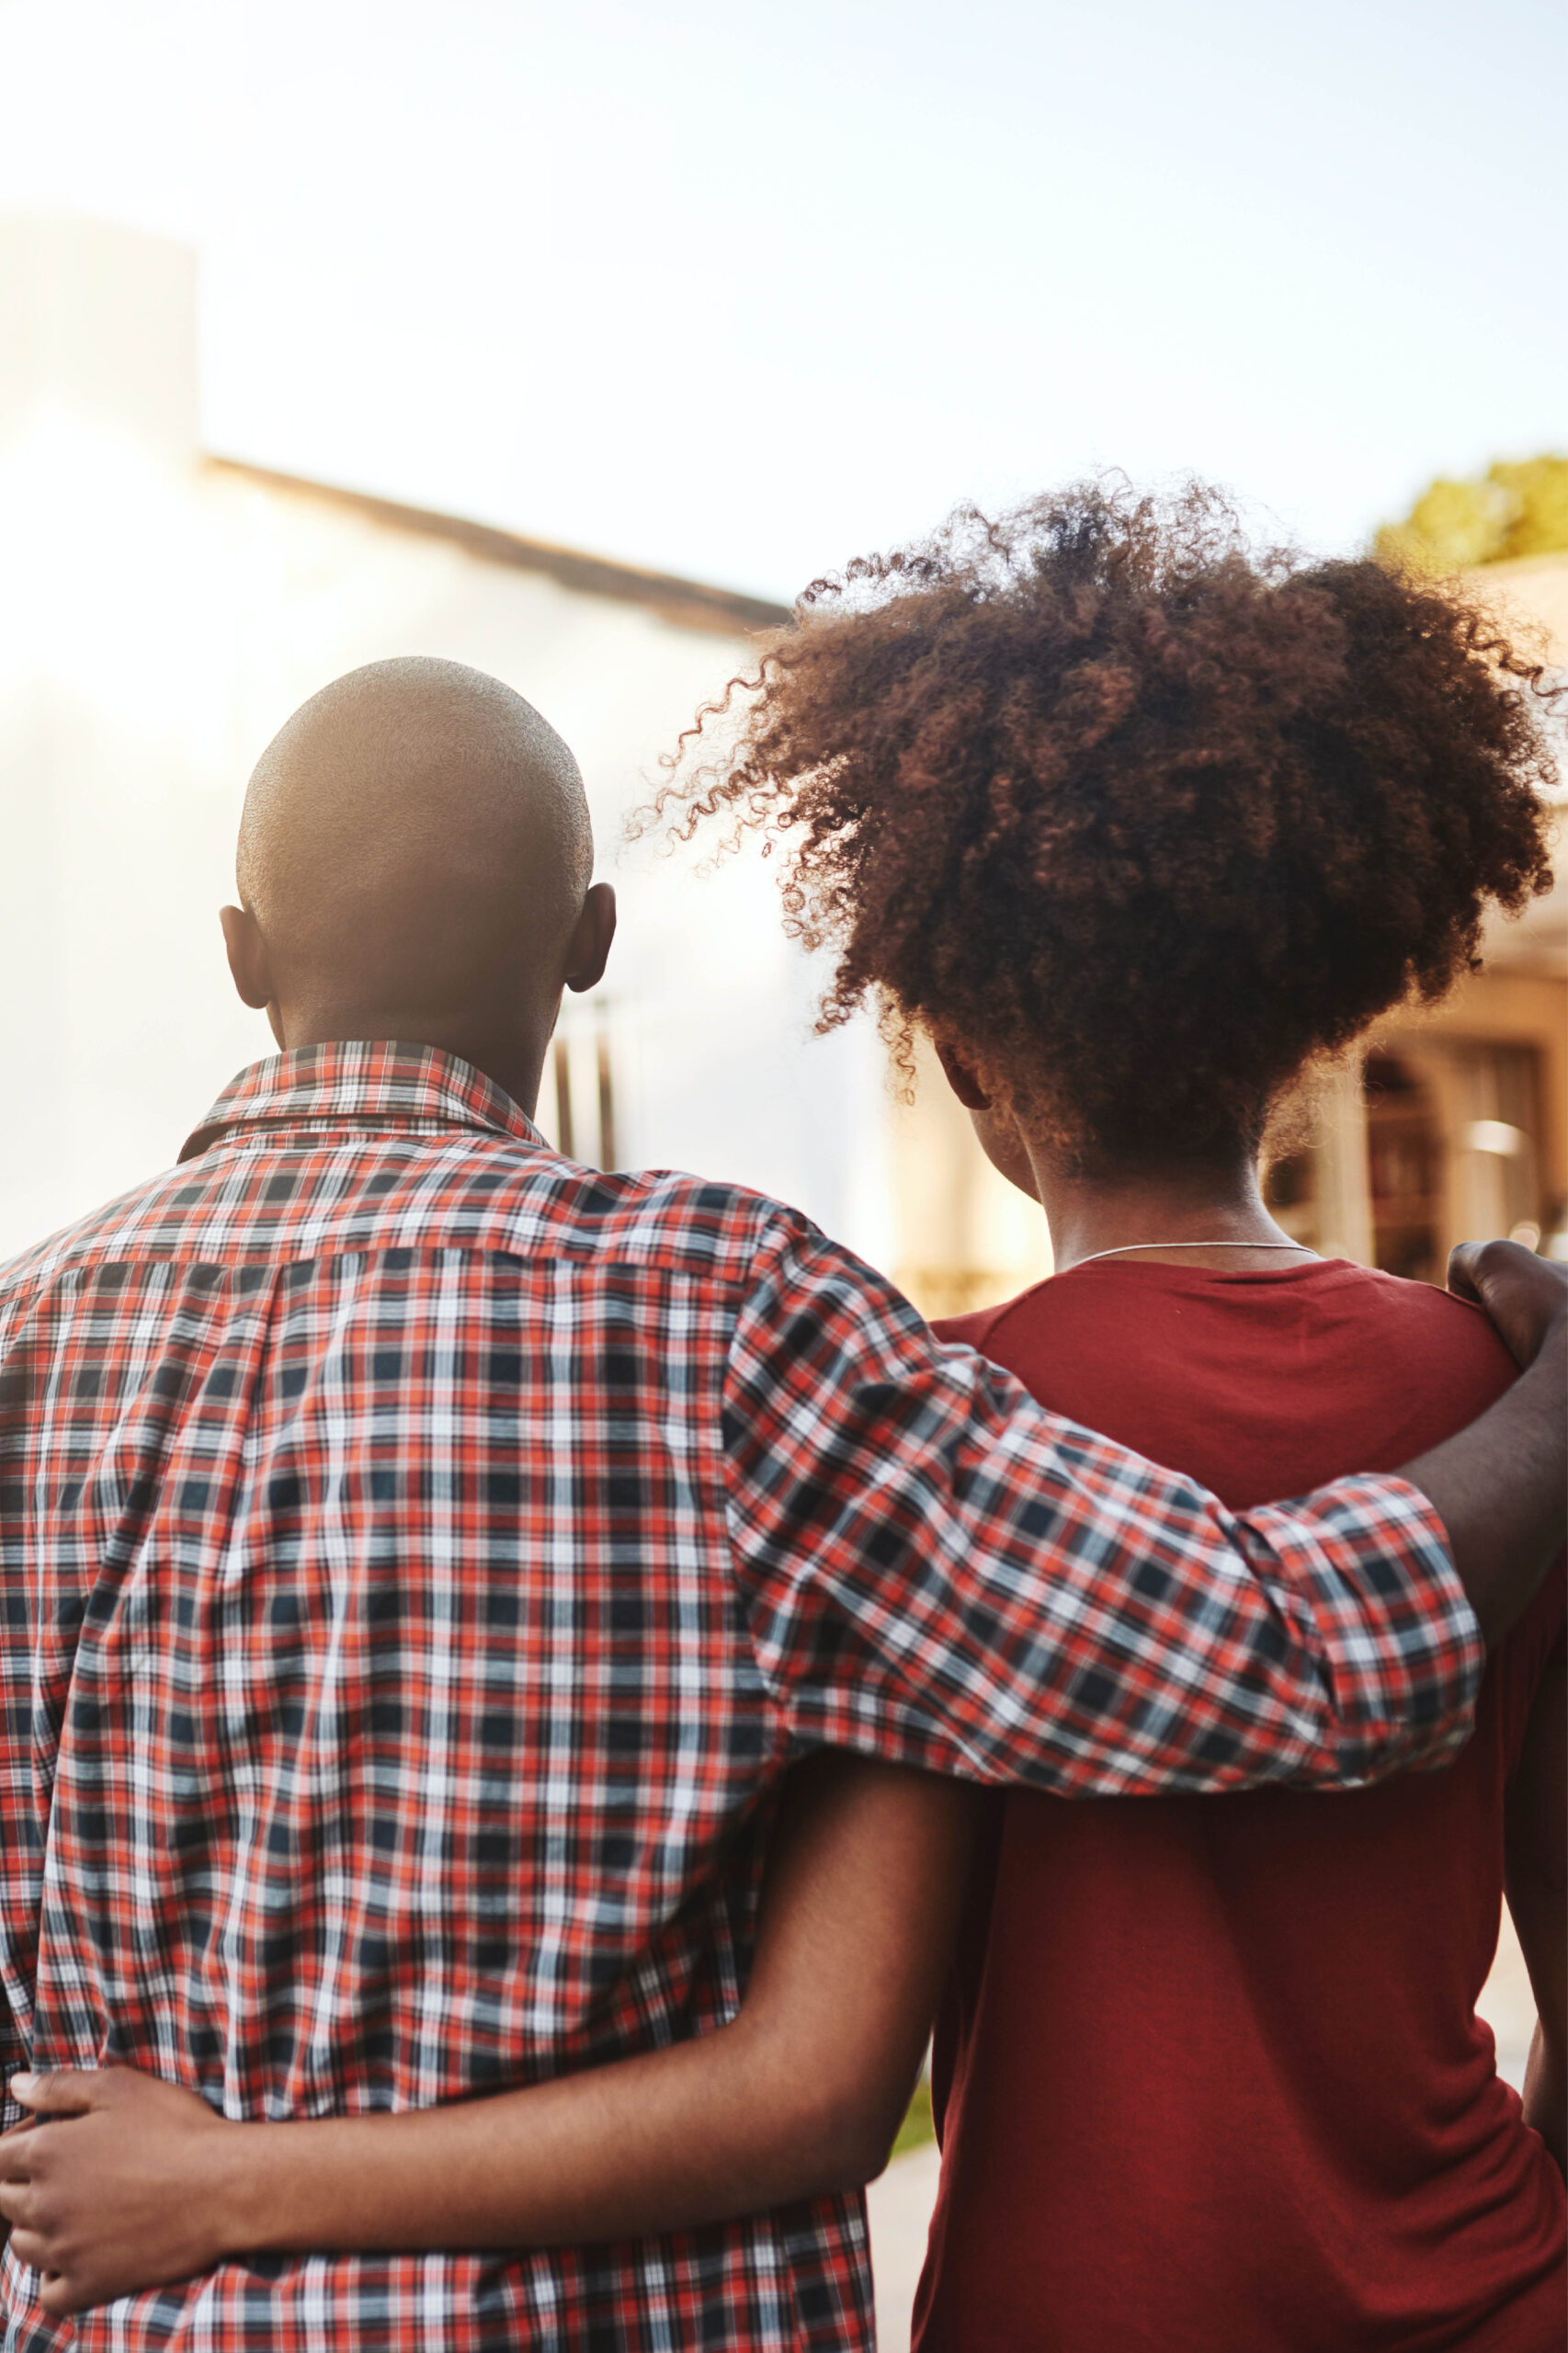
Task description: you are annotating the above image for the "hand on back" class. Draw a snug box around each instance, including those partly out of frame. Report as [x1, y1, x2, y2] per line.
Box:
[1449, 1239, 1568, 1370]
[0, 2068, 231, 2313]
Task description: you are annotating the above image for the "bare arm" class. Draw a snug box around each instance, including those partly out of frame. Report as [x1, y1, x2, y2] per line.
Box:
[1504, 1625, 1566, 2174]
[1412, 1243, 1568, 1648]
[0, 1756, 974, 2313]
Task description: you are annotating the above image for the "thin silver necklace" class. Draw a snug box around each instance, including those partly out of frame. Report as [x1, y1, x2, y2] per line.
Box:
[1070, 1240, 1319, 1269]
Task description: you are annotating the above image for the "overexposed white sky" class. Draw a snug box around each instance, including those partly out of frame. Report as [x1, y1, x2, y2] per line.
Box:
[1, 0, 1562, 600]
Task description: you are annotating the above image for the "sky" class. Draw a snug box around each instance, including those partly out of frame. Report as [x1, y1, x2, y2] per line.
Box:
[0, 0, 1562, 601]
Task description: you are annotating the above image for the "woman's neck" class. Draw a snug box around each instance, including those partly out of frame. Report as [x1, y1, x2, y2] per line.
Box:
[1025, 1145, 1312, 1275]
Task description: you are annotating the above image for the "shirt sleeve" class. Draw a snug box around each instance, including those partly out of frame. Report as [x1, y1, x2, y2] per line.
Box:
[720, 1214, 1483, 1796]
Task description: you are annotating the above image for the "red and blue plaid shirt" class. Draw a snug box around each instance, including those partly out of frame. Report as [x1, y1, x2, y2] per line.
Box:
[0, 1044, 1479, 2351]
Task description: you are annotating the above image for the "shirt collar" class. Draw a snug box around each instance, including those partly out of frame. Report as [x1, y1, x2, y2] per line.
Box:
[179, 1040, 544, 1164]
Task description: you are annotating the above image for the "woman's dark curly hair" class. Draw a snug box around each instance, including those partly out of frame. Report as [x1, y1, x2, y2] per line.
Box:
[650, 482, 1558, 1165]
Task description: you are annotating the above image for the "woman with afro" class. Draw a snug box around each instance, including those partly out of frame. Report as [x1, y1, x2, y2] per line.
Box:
[660, 481, 1567, 2352]
[664, 482, 1562, 2353]
[9, 484, 1563, 2351]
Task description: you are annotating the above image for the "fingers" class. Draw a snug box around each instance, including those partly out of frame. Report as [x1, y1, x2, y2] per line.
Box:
[1448, 1235, 1564, 1301]
[1448, 1237, 1567, 1370]
[36, 2268, 90, 2319]
[0, 2177, 35, 2224]
[3, 2201, 85, 2311]
[8, 2070, 112, 2119]
[5, 2194, 95, 2313]
[16, 2248, 89, 2320]
[1445, 1240, 1487, 1306]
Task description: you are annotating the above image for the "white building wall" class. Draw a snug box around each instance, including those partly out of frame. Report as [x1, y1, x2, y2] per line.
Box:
[0, 213, 892, 1270]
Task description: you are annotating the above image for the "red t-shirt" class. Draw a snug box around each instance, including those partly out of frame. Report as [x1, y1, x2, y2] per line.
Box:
[918, 1258, 1566, 2353]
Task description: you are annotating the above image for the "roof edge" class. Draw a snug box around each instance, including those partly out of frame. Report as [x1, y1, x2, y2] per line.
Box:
[204, 458, 795, 637]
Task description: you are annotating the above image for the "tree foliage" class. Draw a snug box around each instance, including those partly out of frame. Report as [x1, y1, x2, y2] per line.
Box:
[1376, 455, 1568, 574]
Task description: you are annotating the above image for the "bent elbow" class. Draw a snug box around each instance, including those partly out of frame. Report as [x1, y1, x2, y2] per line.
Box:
[797, 2081, 917, 2198]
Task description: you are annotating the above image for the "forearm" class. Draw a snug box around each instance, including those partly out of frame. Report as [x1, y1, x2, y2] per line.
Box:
[214, 2020, 862, 2256]
[1401, 1342, 1567, 1647]
[1505, 1626, 1565, 2177]
[0, 1760, 966, 2313]
[1523, 2024, 1566, 2177]
[214, 1760, 964, 2257]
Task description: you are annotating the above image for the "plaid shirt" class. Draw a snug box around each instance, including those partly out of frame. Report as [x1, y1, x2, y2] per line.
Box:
[0, 1043, 1479, 2353]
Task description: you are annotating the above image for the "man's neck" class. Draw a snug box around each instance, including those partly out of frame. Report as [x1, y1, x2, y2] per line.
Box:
[1024, 1145, 1311, 1274]
[271, 1005, 553, 1125]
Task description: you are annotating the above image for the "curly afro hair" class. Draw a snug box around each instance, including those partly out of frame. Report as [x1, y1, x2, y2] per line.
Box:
[649, 482, 1558, 1166]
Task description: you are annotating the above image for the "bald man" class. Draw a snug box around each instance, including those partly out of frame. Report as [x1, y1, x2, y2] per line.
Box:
[0, 656, 1559, 2350]
[224, 656, 616, 1121]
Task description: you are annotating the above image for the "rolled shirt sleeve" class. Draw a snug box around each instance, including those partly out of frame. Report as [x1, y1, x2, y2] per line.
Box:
[721, 1216, 1483, 1795]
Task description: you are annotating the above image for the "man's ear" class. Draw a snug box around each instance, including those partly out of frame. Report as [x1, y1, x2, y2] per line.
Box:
[220, 905, 275, 1013]
[933, 1038, 992, 1112]
[564, 883, 617, 995]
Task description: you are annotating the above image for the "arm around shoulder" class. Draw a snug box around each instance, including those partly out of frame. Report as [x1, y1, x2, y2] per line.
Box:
[722, 1218, 1507, 1799]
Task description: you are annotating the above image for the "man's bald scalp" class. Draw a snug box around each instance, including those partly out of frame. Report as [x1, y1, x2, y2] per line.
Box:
[238, 657, 593, 1023]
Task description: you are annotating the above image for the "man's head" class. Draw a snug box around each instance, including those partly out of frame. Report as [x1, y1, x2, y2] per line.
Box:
[223, 657, 615, 1116]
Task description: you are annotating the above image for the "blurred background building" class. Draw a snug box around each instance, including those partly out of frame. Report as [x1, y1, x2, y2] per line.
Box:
[0, 211, 1562, 1314]
[1264, 463, 1568, 1291]
[0, 212, 893, 1270]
